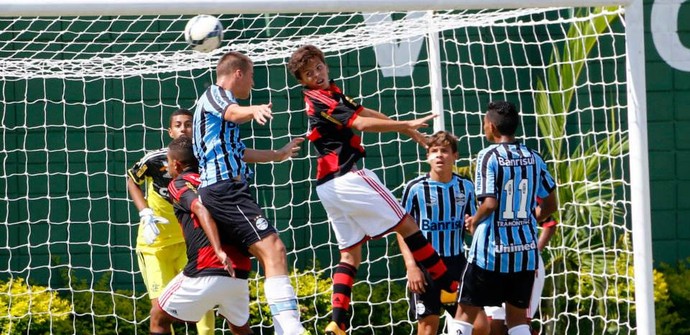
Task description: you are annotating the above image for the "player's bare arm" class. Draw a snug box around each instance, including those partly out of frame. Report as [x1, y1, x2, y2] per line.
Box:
[395, 234, 427, 294]
[535, 191, 558, 222]
[351, 111, 437, 134]
[359, 108, 429, 147]
[191, 200, 235, 276]
[538, 225, 557, 251]
[223, 102, 273, 125]
[465, 197, 497, 234]
[244, 137, 304, 163]
[126, 177, 148, 212]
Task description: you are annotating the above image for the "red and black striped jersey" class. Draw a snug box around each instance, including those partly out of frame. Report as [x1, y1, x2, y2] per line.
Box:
[302, 81, 366, 185]
[168, 170, 251, 279]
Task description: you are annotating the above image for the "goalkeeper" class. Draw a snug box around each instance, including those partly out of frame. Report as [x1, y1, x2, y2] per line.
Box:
[126, 108, 215, 335]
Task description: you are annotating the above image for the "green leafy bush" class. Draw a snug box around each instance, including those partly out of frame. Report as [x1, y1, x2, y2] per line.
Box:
[0, 277, 72, 335]
[247, 267, 411, 334]
[56, 271, 151, 334]
[248, 268, 332, 333]
[350, 279, 411, 335]
[655, 259, 690, 335]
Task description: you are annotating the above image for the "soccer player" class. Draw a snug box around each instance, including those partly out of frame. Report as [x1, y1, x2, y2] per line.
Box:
[126, 108, 215, 335]
[484, 202, 558, 335]
[191, 51, 308, 335]
[449, 100, 557, 335]
[287, 44, 459, 335]
[150, 135, 252, 335]
[399, 131, 490, 335]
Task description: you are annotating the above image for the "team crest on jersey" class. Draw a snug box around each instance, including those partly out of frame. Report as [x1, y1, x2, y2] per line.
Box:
[455, 190, 466, 205]
[415, 302, 426, 315]
[255, 216, 269, 230]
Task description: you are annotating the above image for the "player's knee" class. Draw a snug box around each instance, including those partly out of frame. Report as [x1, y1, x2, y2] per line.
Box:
[149, 304, 172, 331]
[396, 215, 420, 237]
[259, 233, 287, 256]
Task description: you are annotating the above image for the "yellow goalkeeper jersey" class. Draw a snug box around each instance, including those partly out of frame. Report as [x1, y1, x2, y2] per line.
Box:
[128, 148, 185, 249]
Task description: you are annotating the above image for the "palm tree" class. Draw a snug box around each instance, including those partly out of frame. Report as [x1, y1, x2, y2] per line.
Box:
[533, 7, 634, 335]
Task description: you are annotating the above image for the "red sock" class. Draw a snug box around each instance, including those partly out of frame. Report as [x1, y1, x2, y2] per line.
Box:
[332, 262, 357, 330]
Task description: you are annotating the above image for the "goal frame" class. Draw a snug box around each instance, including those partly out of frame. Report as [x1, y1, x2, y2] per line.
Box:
[0, 0, 653, 334]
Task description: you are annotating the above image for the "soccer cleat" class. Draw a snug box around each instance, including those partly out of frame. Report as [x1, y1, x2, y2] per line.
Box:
[325, 321, 346, 335]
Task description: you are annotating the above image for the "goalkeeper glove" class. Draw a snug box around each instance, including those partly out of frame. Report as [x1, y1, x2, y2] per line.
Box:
[139, 208, 169, 245]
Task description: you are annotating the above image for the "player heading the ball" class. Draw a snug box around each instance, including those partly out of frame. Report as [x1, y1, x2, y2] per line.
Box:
[288, 44, 459, 335]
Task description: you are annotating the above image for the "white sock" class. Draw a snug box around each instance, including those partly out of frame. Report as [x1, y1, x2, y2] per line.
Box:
[264, 275, 305, 335]
[448, 319, 473, 335]
[508, 324, 531, 335]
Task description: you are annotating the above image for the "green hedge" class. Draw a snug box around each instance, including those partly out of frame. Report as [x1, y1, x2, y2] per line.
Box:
[0, 267, 413, 334]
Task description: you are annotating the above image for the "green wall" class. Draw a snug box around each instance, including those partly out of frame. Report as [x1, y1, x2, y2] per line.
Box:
[0, 4, 685, 291]
[645, 0, 690, 265]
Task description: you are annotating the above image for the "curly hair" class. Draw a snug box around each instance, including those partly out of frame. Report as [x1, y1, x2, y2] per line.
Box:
[287, 45, 325, 80]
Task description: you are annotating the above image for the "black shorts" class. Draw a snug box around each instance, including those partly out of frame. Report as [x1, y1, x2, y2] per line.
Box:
[409, 255, 466, 319]
[198, 179, 277, 249]
[459, 262, 535, 309]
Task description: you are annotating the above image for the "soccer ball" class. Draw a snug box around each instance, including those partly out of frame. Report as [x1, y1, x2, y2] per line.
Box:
[184, 15, 223, 52]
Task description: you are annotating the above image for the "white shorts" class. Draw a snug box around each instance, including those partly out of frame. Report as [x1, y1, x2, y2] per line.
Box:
[484, 254, 545, 320]
[158, 273, 249, 327]
[316, 168, 406, 250]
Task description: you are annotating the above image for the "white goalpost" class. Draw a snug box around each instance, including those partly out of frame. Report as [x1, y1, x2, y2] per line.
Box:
[0, 0, 653, 334]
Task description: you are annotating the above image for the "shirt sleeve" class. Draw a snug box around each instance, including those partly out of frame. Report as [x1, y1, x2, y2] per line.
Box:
[401, 182, 419, 220]
[465, 180, 477, 217]
[169, 177, 198, 212]
[534, 153, 556, 198]
[475, 149, 497, 199]
[207, 85, 238, 119]
[127, 156, 149, 185]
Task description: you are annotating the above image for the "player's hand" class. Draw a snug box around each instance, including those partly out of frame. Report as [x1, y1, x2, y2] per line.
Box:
[464, 214, 477, 235]
[216, 250, 235, 277]
[406, 265, 427, 294]
[252, 103, 273, 125]
[404, 113, 438, 131]
[274, 137, 304, 162]
[139, 208, 169, 245]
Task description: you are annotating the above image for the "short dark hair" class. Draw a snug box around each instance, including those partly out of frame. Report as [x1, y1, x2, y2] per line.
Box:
[169, 108, 192, 125]
[427, 131, 458, 153]
[486, 100, 519, 136]
[217, 51, 252, 77]
[287, 45, 326, 80]
[168, 135, 197, 169]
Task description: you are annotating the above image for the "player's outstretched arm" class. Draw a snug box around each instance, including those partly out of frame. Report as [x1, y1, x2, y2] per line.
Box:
[352, 109, 437, 134]
[244, 137, 304, 163]
[224, 102, 273, 125]
[191, 200, 235, 276]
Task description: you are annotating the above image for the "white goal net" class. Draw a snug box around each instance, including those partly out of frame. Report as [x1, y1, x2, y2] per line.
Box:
[0, 5, 640, 335]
